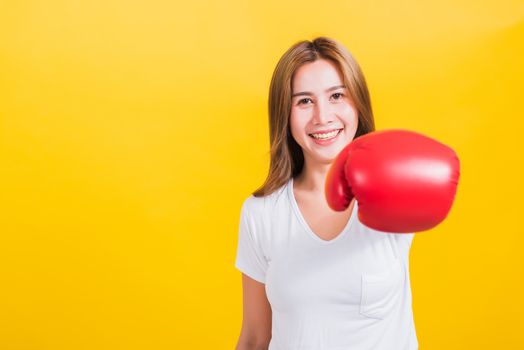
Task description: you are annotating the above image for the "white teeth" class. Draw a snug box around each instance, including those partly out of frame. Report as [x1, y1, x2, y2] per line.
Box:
[310, 129, 341, 140]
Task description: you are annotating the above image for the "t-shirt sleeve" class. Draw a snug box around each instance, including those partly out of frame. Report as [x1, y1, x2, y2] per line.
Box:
[234, 198, 269, 284]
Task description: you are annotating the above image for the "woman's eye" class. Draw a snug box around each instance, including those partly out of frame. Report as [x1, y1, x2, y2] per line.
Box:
[297, 94, 343, 105]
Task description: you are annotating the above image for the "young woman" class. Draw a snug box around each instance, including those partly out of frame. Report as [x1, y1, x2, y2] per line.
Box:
[235, 37, 418, 350]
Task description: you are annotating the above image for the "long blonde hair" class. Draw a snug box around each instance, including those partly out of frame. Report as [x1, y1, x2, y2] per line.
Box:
[252, 37, 376, 197]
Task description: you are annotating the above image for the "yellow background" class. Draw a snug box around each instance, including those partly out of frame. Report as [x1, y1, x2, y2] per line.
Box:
[1, 0, 523, 348]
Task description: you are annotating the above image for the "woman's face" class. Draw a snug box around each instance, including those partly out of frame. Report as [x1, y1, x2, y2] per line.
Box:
[290, 59, 359, 164]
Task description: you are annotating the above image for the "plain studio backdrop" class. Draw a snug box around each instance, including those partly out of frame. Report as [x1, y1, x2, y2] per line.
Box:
[1, 0, 523, 349]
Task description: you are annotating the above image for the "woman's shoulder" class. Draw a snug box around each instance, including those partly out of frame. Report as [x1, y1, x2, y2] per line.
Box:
[241, 180, 289, 218]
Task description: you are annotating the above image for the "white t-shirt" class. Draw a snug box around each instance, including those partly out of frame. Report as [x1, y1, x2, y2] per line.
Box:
[235, 177, 419, 350]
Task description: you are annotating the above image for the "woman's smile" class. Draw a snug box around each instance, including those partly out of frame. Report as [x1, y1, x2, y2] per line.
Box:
[309, 128, 343, 145]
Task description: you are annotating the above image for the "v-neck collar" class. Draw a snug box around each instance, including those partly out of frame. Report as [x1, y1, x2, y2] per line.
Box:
[288, 177, 357, 245]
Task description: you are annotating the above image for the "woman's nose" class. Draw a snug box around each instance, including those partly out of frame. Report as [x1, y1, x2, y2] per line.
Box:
[312, 99, 334, 125]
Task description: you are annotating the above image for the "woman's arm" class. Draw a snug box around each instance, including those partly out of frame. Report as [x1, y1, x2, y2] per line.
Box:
[235, 273, 272, 349]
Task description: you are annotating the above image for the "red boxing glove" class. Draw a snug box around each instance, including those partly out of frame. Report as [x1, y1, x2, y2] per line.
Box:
[325, 129, 460, 233]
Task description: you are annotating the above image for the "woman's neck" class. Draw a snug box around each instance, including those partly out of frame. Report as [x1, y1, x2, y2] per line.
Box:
[294, 168, 330, 193]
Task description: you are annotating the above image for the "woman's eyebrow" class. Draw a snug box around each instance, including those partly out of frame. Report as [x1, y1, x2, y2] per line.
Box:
[291, 85, 346, 98]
